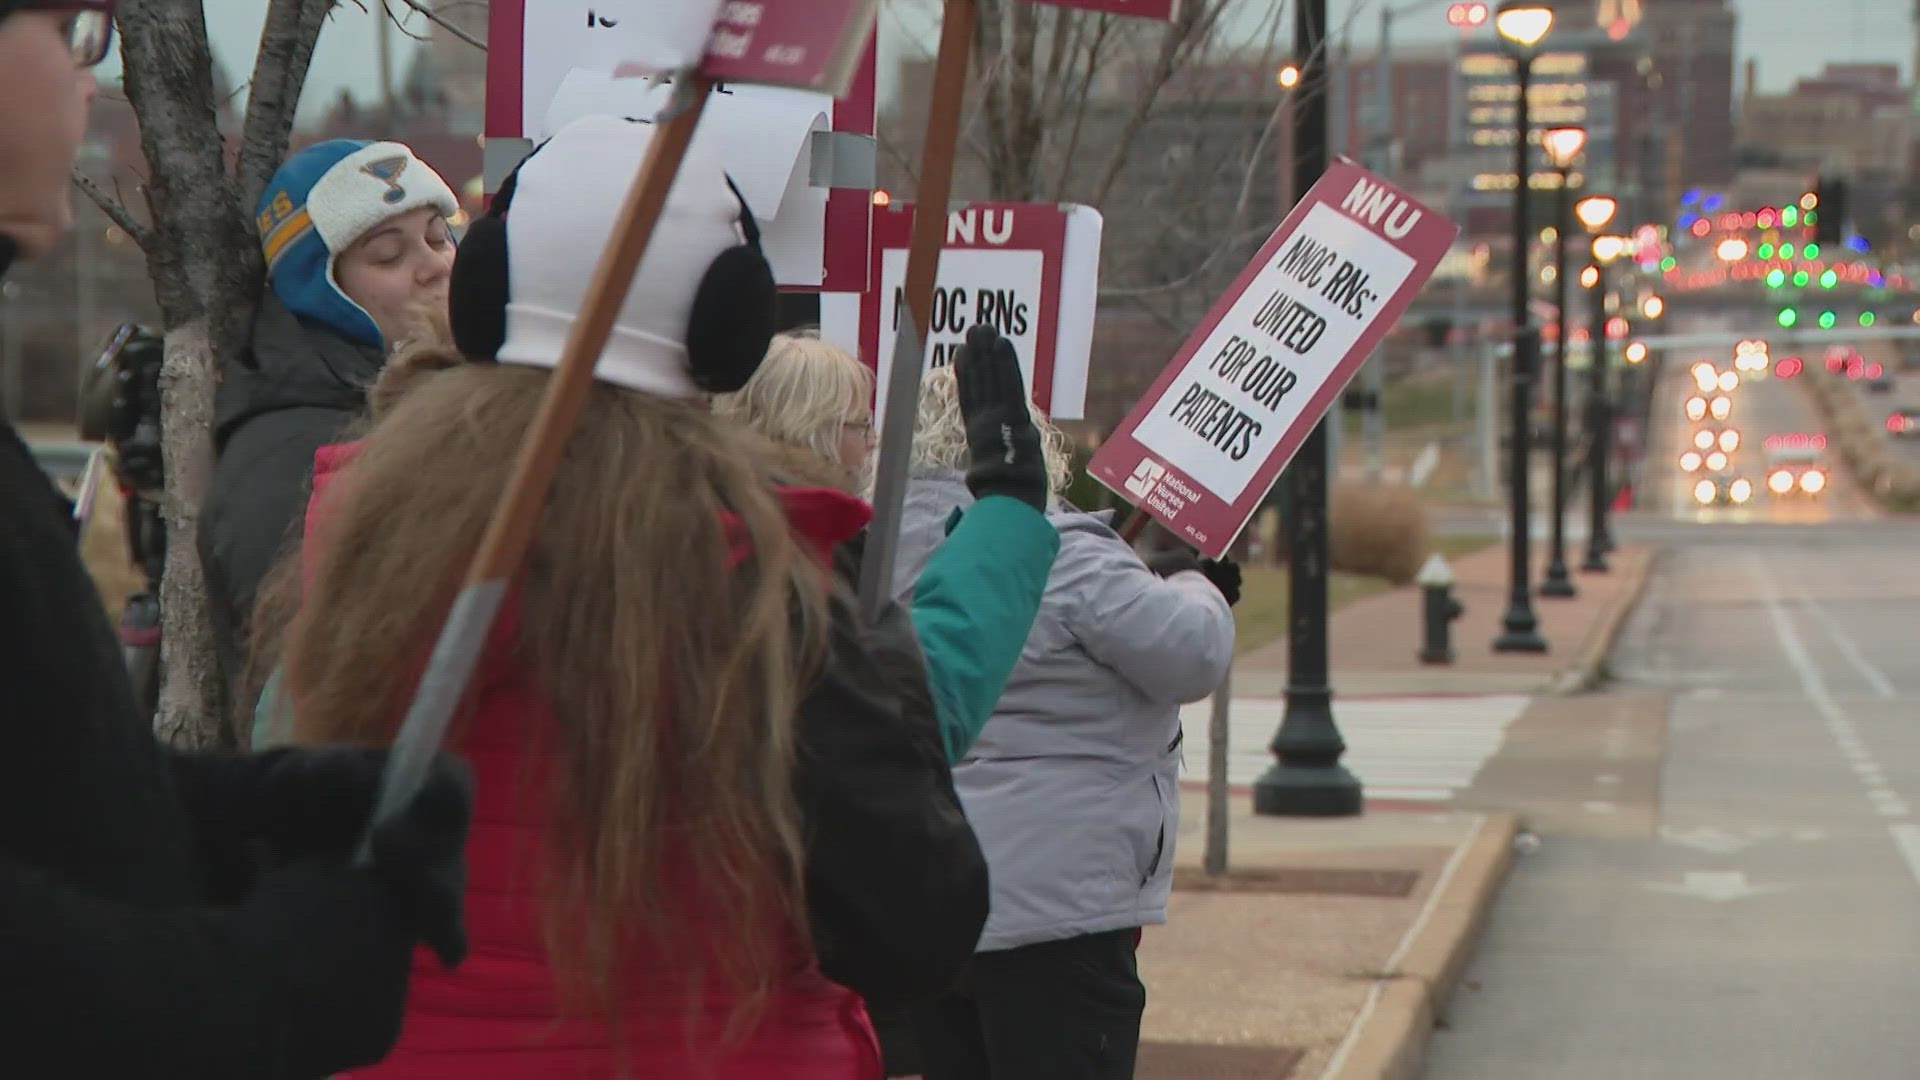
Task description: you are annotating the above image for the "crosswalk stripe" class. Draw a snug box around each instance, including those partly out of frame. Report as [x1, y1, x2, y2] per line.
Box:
[1178, 693, 1529, 801]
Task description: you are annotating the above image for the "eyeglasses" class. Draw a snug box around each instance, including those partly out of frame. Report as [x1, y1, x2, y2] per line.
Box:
[15, 3, 116, 68]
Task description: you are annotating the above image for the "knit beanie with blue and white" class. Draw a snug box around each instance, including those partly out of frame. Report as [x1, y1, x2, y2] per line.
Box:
[255, 140, 459, 349]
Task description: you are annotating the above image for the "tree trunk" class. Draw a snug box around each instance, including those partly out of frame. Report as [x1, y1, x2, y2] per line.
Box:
[151, 320, 229, 746]
[117, 0, 334, 746]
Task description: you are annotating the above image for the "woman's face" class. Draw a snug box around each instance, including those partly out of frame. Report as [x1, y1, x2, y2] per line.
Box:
[333, 207, 455, 346]
[837, 401, 876, 480]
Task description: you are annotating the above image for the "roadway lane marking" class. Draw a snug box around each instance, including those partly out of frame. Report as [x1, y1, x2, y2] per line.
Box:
[1752, 554, 1920, 892]
[1791, 592, 1898, 698]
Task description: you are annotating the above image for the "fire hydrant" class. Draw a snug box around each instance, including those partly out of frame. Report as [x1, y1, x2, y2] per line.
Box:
[1416, 554, 1463, 665]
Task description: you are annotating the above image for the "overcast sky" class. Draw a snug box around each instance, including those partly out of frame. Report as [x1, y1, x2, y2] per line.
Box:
[99, 0, 1917, 125]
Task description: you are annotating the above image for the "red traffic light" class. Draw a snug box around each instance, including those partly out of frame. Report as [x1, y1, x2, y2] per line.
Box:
[1447, 2, 1488, 26]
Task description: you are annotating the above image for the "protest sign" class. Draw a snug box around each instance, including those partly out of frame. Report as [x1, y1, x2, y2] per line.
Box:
[486, 0, 875, 291]
[826, 202, 1100, 420]
[1088, 162, 1458, 558]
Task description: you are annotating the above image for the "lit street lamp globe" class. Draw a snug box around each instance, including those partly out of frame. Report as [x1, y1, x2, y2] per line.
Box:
[1575, 194, 1619, 233]
[1542, 126, 1588, 170]
[1495, 0, 1554, 57]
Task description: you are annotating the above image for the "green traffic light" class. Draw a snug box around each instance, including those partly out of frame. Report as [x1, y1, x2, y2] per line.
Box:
[1660, 255, 1677, 272]
[1779, 308, 1798, 327]
[1804, 243, 1821, 260]
[1767, 268, 1786, 288]
[1820, 269, 1838, 288]
[1783, 206, 1800, 227]
[1818, 311, 1837, 329]
[1862, 312, 1878, 327]
[1794, 271, 1811, 287]
[1781, 243, 1796, 259]
[1805, 210, 1819, 225]
[1758, 242, 1775, 259]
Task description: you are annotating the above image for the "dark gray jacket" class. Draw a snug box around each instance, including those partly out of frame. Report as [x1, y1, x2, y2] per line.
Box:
[201, 295, 384, 677]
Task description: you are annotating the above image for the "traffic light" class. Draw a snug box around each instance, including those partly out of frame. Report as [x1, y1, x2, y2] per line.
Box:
[1766, 269, 1786, 288]
[1861, 312, 1877, 327]
[1778, 308, 1798, 327]
[1814, 176, 1847, 245]
[1817, 310, 1837, 329]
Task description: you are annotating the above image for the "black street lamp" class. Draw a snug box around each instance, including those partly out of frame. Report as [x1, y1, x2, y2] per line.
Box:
[1539, 125, 1587, 600]
[1492, 0, 1553, 654]
[1577, 206, 1625, 574]
[1253, 0, 1363, 819]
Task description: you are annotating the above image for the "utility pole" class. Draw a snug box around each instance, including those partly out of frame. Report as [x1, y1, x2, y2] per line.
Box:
[376, 0, 395, 119]
[1253, 0, 1363, 819]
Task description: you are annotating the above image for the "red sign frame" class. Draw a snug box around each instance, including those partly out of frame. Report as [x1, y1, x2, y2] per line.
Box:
[858, 202, 1067, 414]
[483, 0, 876, 293]
[1088, 161, 1458, 558]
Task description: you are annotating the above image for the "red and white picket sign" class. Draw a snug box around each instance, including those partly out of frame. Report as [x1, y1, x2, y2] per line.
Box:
[484, 1, 876, 292]
[845, 202, 1101, 421]
[1089, 162, 1459, 558]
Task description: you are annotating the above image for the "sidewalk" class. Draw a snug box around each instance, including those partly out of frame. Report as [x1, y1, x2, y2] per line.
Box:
[1235, 541, 1655, 697]
[1137, 793, 1517, 1080]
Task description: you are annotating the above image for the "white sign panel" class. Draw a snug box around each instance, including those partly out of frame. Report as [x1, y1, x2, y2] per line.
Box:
[1129, 203, 1416, 501]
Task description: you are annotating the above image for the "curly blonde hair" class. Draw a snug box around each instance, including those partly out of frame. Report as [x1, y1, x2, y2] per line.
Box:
[908, 364, 1072, 496]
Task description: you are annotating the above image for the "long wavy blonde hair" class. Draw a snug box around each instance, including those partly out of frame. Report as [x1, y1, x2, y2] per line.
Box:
[274, 348, 831, 1018]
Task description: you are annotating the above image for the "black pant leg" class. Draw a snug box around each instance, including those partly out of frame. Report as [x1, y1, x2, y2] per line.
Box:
[969, 929, 1147, 1080]
[870, 996, 927, 1077]
[911, 973, 995, 1080]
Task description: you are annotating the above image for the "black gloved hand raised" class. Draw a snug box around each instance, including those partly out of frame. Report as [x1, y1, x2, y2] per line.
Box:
[1199, 557, 1243, 607]
[955, 323, 1048, 511]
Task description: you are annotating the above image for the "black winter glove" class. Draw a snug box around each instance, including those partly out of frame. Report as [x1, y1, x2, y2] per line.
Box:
[1142, 550, 1200, 578]
[954, 323, 1048, 511]
[176, 747, 474, 967]
[1199, 557, 1243, 607]
[361, 757, 475, 968]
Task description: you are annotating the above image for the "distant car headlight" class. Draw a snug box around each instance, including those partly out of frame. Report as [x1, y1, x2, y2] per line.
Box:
[1706, 451, 1729, 472]
[1694, 479, 1717, 504]
[1680, 451, 1703, 472]
[1768, 469, 1795, 494]
[1801, 469, 1826, 494]
[1694, 429, 1716, 450]
[1711, 396, 1732, 420]
[1730, 478, 1753, 503]
[1719, 429, 1740, 453]
[1686, 396, 1708, 421]
[1718, 371, 1740, 392]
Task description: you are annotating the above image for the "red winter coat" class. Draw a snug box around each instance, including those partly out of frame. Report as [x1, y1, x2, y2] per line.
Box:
[299, 441, 962, 1080]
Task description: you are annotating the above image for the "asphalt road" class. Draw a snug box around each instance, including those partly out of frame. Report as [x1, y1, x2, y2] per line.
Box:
[1423, 324, 1920, 1078]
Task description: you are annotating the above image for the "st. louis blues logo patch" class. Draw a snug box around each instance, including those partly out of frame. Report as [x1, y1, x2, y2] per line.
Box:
[361, 155, 411, 204]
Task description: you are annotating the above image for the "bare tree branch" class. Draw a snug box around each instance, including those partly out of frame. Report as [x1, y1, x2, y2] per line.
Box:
[1047, 14, 1115, 201]
[389, 0, 485, 50]
[1089, 0, 1233, 208]
[71, 168, 150, 249]
[236, 0, 336, 216]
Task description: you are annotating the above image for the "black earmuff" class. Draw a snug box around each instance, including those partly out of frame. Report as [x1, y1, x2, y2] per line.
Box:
[446, 128, 779, 392]
[687, 176, 777, 393]
[446, 150, 528, 361]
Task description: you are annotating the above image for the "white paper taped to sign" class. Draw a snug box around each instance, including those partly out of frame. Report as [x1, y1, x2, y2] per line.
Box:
[1128, 202, 1417, 502]
[539, 70, 832, 287]
[521, 1, 727, 131]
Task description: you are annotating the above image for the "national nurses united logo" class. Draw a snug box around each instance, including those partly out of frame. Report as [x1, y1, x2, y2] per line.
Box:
[361, 155, 411, 205]
[1124, 457, 1166, 499]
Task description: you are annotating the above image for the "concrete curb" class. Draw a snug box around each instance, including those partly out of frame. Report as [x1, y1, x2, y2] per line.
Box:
[1324, 811, 1519, 1080]
[1548, 546, 1657, 696]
